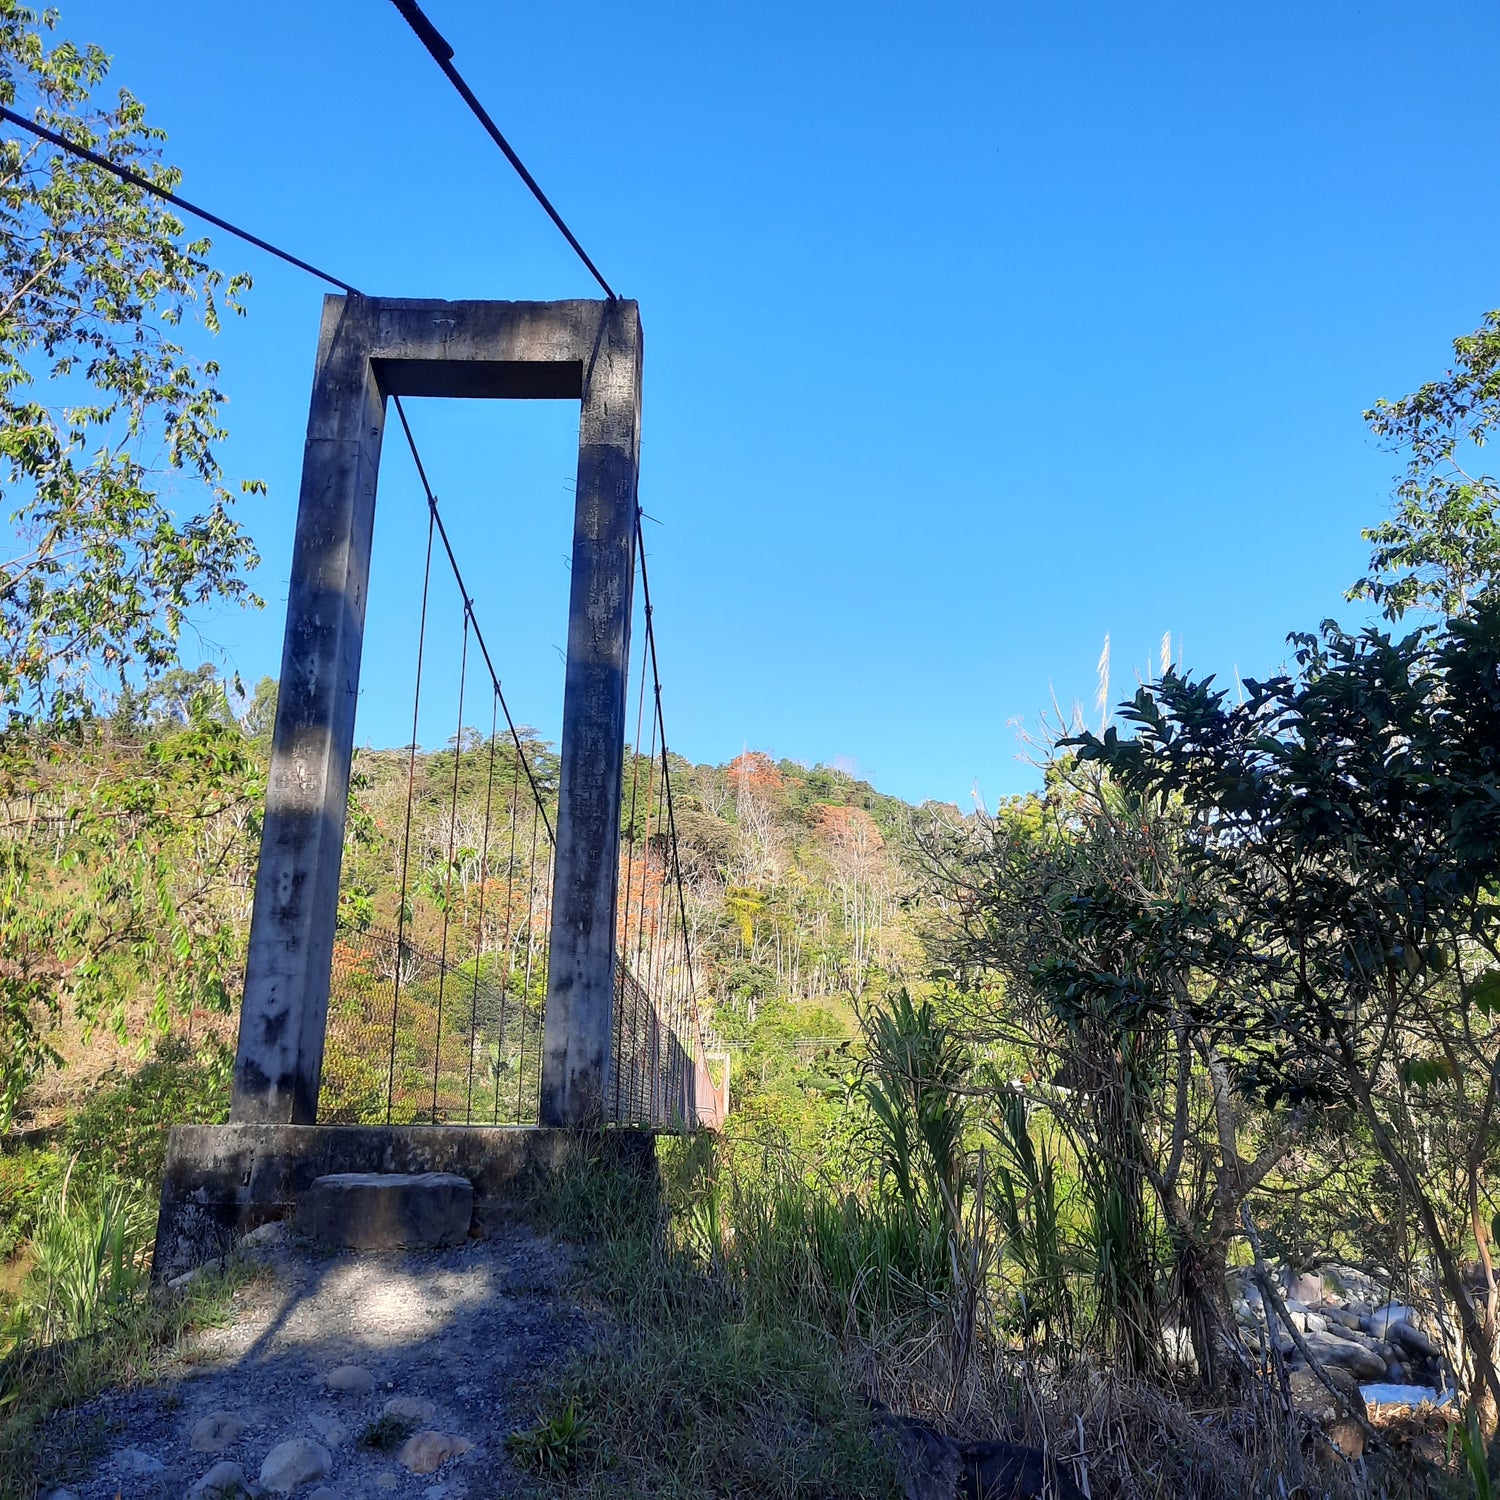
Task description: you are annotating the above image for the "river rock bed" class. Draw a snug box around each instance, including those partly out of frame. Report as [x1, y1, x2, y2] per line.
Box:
[1231, 1263, 1446, 1394]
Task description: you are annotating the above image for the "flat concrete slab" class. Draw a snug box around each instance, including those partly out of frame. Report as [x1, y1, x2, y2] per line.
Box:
[297, 1171, 473, 1250]
[152, 1124, 657, 1281]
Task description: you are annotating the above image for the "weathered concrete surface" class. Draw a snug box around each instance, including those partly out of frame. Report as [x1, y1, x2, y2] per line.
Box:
[230, 296, 643, 1129]
[152, 1124, 656, 1282]
[297, 1172, 473, 1251]
[232, 295, 384, 1126]
[540, 297, 643, 1130]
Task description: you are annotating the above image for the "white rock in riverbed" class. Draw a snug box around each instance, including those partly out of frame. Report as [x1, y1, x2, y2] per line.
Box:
[1360, 1382, 1451, 1409]
[1364, 1304, 1418, 1338]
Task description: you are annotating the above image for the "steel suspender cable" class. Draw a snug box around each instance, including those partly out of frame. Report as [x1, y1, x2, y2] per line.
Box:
[387, 505, 437, 1123]
[387, 0, 617, 300]
[433, 608, 470, 1121]
[389, 398, 557, 843]
[636, 513, 708, 1058]
[466, 687, 500, 1124]
[493, 765, 521, 1123]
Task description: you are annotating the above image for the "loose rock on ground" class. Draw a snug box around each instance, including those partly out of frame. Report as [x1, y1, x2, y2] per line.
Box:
[32, 1218, 600, 1499]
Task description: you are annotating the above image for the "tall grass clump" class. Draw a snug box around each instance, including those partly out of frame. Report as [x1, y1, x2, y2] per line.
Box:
[521, 992, 1456, 1499]
[4, 1170, 154, 1351]
[0, 1034, 247, 1500]
[519, 1137, 902, 1499]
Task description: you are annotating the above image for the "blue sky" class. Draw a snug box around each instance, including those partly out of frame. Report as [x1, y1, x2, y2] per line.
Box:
[52, 0, 1500, 807]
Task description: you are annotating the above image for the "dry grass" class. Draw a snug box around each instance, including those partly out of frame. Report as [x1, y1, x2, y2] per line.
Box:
[853, 1327, 1454, 1500]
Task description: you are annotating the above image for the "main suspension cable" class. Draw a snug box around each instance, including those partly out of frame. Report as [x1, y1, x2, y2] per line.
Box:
[387, 0, 617, 299]
[0, 104, 359, 296]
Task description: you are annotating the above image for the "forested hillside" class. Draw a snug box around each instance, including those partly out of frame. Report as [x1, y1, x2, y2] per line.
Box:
[3, 698, 931, 1143]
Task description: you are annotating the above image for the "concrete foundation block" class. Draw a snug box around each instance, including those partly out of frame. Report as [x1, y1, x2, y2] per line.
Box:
[297, 1171, 473, 1250]
[152, 1123, 657, 1281]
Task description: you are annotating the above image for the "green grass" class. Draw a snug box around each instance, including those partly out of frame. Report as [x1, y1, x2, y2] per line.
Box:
[518, 1139, 902, 1500]
[0, 1257, 251, 1500]
[359, 1411, 418, 1452]
[0, 1034, 250, 1499]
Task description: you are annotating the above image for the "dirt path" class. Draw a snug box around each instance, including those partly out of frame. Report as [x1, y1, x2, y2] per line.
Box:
[42, 1221, 597, 1499]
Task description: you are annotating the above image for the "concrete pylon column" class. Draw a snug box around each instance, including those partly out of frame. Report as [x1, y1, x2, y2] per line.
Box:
[231, 297, 385, 1124]
[540, 300, 643, 1127]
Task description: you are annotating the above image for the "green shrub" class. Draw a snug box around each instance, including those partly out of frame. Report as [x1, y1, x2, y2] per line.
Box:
[359, 1412, 417, 1452]
[0, 1146, 65, 1259]
[62, 1035, 231, 1193]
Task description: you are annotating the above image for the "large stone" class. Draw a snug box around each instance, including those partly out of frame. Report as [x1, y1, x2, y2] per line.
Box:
[326, 1364, 377, 1394]
[1304, 1331, 1388, 1381]
[191, 1460, 255, 1498]
[1288, 1365, 1367, 1423]
[1364, 1303, 1418, 1338]
[959, 1439, 1087, 1499]
[1289, 1270, 1324, 1305]
[298, 1172, 472, 1251]
[396, 1431, 473, 1475]
[259, 1437, 332, 1493]
[1389, 1319, 1441, 1360]
[191, 1411, 246, 1453]
[1325, 1418, 1366, 1460]
[877, 1411, 960, 1500]
[876, 1412, 1087, 1500]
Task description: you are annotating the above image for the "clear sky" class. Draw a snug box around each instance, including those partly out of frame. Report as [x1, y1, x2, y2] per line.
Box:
[49, 0, 1500, 807]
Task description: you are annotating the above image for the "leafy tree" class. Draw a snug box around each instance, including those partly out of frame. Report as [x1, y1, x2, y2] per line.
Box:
[1073, 605, 1500, 1420]
[916, 775, 1282, 1388]
[0, 2, 261, 725]
[0, 6, 265, 1123]
[1350, 311, 1500, 619]
[240, 673, 277, 745]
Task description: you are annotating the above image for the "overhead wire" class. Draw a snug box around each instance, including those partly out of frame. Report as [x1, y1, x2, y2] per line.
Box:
[0, 104, 359, 296]
[387, 0, 617, 300]
[465, 685, 500, 1123]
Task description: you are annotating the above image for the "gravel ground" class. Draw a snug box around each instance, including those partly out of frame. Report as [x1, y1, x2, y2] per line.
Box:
[39, 1220, 598, 1500]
